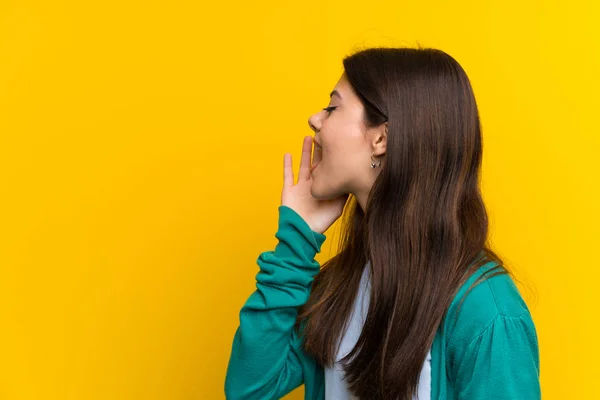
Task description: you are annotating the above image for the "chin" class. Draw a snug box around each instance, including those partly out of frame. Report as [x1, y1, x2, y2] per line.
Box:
[309, 185, 328, 200]
[310, 184, 342, 201]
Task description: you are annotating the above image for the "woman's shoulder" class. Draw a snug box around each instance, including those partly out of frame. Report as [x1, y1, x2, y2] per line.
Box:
[444, 260, 535, 348]
[442, 261, 541, 397]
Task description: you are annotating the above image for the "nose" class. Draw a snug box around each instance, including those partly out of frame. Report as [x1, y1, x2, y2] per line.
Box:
[308, 112, 321, 133]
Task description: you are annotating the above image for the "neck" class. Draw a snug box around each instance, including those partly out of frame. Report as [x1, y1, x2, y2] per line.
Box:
[355, 172, 378, 212]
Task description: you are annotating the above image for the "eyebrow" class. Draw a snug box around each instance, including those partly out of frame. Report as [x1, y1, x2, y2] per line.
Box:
[330, 90, 342, 99]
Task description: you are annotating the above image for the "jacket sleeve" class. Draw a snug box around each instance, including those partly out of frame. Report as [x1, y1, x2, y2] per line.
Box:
[224, 205, 326, 400]
[451, 312, 541, 399]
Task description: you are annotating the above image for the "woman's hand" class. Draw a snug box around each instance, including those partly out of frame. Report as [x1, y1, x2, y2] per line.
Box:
[281, 136, 349, 234]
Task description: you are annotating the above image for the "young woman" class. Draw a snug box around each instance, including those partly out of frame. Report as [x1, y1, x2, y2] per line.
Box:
[225, 47, 540, 400]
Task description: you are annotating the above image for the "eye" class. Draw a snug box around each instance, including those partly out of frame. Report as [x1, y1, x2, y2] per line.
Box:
[322, 106, 337, 115]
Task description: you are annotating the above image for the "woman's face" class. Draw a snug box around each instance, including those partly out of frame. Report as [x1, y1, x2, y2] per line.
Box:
[308, 72, 386, 203]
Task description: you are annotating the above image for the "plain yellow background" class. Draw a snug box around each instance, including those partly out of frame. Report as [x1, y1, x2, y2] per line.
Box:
[1, 0, 598, 399]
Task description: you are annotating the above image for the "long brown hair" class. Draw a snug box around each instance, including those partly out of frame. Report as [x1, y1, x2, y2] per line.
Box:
[295, 47, 508, 399]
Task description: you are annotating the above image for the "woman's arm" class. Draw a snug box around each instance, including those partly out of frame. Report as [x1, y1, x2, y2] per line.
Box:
[452, 311, 540, 399]
[448, 277, 541, 400]
[224, 205, 326, 400]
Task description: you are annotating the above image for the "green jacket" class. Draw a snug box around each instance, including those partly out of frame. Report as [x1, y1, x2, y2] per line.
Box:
[225, 206, 540, 399]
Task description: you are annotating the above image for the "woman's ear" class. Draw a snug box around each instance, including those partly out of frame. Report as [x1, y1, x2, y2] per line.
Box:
[371, 122, 387, 156]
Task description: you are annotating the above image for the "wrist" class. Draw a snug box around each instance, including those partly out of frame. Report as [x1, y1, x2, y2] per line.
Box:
[275, 206, 326, 259]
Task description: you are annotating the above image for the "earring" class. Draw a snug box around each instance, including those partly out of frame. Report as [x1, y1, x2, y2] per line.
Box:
[370, 152, 381, 168]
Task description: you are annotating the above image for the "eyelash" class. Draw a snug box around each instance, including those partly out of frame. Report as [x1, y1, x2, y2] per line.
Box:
[323, 106, 337, 114]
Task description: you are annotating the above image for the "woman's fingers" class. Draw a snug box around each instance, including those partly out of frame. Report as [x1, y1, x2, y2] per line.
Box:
[312, 137, 322, 165]
[298, 136, 313, 182]
[283, 153, 294, 188]
[284, 136, 313, 188]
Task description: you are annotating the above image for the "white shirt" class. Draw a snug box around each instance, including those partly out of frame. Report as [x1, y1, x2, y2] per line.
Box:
[324, 262, 431, 400]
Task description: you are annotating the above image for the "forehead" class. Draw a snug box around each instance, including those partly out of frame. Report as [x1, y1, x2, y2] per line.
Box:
[331, 73, 354, 100]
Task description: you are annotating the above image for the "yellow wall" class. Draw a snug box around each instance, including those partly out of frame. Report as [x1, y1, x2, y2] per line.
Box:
[1, 0, 598, 398]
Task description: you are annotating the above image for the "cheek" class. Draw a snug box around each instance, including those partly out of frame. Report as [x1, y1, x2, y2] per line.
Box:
[322, 142, 364, 179]
[322, 138, 354, 165]
[320, 117, 366, 168]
